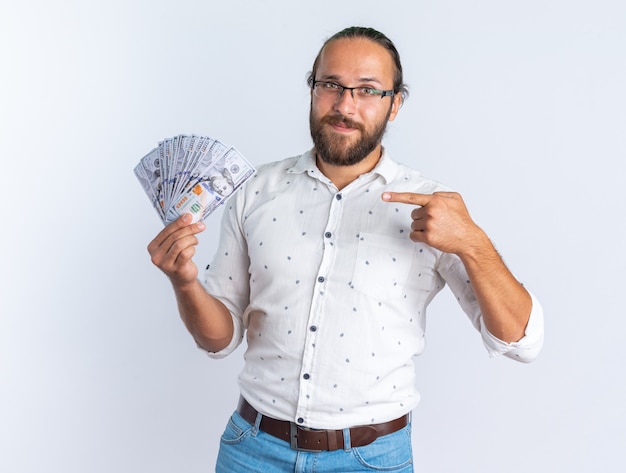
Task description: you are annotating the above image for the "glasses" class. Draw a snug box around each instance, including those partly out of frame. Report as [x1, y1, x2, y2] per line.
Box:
[312, 80, 394, 103]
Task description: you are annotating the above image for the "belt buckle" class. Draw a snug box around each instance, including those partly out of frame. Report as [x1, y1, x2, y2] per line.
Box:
[290, 423, 323, 453]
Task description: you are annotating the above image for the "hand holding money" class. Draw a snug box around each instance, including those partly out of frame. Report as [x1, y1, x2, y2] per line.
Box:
[147, 213, 206, 288]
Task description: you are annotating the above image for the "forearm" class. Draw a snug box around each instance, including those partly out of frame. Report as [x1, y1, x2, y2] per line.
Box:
[380, 190, 534, 344]
[458, 230, 532, 343]
[172, 278, 234, 353]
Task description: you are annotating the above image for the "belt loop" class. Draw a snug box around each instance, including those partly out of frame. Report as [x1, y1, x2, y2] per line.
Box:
[343, 427, 352, 451]
[326, 430, 338, 451]
[252, 411, 263, 436]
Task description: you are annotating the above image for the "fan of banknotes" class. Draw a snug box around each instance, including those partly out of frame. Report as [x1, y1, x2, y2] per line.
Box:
[134, 134, 255, 224]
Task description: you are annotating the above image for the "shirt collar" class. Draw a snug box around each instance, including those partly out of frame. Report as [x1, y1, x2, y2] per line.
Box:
[287, 148, 399, 184]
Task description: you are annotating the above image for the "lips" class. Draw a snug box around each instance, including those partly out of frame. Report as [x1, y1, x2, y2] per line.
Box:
[323, 115, 363, 133]
[332, 122, 355, 132]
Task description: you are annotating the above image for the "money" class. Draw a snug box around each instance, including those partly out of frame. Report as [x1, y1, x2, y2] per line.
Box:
[134, 134, 255, 224]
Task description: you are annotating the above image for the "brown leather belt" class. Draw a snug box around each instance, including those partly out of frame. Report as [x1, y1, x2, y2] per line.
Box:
[237, 396, 409, 452]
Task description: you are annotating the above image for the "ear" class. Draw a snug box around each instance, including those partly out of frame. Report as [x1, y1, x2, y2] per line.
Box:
[387, 93, 402, 122]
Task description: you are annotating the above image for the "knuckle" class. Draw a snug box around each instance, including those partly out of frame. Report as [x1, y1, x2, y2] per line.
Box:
[181, 246, 196, 260]
[150, 253, 162, 267]
[169, 239, 185, 254]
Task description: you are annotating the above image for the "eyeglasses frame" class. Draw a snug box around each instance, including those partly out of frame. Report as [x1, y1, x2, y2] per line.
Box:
[312, 80, 395, 101]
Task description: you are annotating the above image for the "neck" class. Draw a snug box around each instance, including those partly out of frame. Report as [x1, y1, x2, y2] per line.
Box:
[315, 145, 383, 190]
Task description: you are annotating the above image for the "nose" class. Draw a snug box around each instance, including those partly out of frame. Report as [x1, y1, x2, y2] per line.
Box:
[333, 88, 357, 115]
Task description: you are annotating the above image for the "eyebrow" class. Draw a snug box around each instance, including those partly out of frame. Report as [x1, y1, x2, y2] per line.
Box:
[318, 74, 384, 86]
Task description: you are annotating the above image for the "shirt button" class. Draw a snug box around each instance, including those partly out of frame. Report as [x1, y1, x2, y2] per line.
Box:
[318, 276, 325, 283]
[324, 232, 332, 238]
[297, 417, 304, 424]
[335, 194, 342, 200]
[303, 373, 310, 380]
[310, 325, 317, 332]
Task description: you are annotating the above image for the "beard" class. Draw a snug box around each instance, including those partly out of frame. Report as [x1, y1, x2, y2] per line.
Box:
[309, 105, 391, 166]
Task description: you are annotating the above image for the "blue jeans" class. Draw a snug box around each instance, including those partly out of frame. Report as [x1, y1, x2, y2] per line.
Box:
[216, 410, 414, 472]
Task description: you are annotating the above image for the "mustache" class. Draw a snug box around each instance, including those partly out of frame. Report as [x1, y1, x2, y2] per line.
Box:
[320, 115, 364, 131]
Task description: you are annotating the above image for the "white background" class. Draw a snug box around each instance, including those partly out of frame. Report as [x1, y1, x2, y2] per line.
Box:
[1, 1, 625, 471]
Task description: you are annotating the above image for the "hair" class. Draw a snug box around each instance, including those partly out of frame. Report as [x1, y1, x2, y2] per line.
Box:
[306, 26, 409, 105]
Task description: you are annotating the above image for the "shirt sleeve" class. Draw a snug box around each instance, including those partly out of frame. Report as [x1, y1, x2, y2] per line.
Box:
[479, 291, 544, 362]
[437, 252, 544, 363]
[201, 190, 250, 359]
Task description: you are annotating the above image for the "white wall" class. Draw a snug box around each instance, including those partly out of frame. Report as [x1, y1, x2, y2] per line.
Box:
[1, 1, 624, 471]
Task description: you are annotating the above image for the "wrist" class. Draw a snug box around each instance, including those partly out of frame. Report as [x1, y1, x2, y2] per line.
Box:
[171, 277, 202, 296]
[456, 227, 495, 263]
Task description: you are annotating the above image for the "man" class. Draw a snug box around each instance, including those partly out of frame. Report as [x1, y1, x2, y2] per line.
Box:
[148, 26, 544, 472]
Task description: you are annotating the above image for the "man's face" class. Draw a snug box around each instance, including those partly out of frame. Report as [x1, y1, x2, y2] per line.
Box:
[309, 37, 401, 167]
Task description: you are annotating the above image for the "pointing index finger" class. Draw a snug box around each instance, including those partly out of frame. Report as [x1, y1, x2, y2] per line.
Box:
[382, 192, 432, 206]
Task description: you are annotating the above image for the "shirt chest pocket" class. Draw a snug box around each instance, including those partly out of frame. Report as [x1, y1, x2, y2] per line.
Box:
[351, 233, 415, 301]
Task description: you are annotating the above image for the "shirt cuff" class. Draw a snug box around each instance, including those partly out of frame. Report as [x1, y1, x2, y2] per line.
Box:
[480, 291, 544, 363]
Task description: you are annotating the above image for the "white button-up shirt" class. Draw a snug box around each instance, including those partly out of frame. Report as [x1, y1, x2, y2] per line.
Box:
[203, 149, 544, 430]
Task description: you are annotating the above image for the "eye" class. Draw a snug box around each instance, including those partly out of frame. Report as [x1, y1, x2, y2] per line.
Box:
[356, 87, 379, 97]
[322, 82, 341, 90]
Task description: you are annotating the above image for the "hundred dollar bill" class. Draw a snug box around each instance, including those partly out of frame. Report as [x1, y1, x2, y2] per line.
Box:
[135, 134, 255, 225]
[134, 146, 165, 221]
[167, 146, 254, 224]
